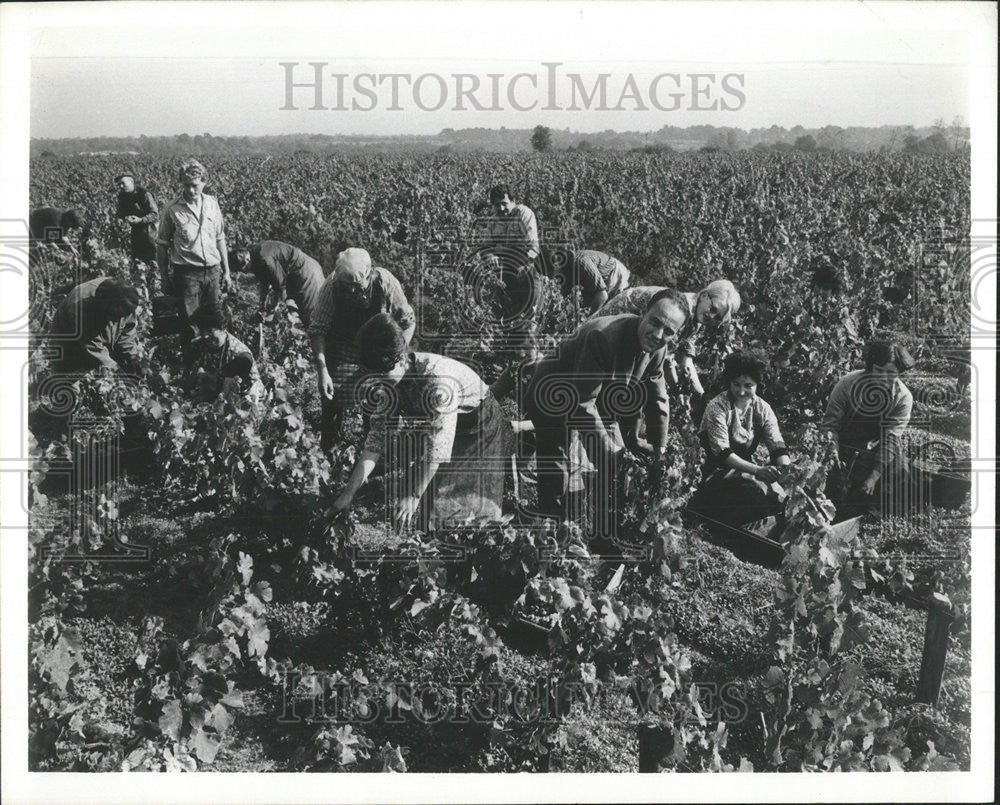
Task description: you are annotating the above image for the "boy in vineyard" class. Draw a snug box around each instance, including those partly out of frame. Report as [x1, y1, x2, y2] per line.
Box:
[114, 173, 159, 265]
[155, 159, 232, 363]
[478, 185, 543, 364]
[308, 248, 416, 450]
[187, 302, 263, 404]
[820, 339, 914, 521]
[523, 289, 688, 535]
[229, 240, 325, 328]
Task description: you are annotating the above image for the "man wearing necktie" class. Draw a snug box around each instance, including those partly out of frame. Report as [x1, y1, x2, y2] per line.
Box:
[524, 288, 690, 536]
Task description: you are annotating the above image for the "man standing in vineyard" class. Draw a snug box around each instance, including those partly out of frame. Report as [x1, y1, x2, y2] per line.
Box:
[114, 173, 158, 265]
[524, 289, 689, 535]
[155, 159, 231, 362]
[308, 247, 416, 450]
[480, 184, 542, 363]
[230, 240, 325, 328]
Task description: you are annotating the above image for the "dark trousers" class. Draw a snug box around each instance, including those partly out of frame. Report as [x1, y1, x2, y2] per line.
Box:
[532, 421, 624, 537]
[172, 264, 221, 360]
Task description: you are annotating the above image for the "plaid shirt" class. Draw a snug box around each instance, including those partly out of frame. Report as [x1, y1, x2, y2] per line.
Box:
[308, 267, 415, 365]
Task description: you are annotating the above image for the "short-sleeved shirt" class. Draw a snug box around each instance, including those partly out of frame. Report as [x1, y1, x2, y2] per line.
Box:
[249, 241, 325, 325]
[156, 194, 226, 268]
[481, 204, 539, 262]
[308, 266, 415, 365]
[699, 391, 786, 475]
[49, 277, 140, 371]
[362, 353, 488, 464]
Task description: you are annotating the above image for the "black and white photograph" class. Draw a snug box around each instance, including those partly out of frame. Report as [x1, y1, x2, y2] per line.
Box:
[0, 1, 996, 802]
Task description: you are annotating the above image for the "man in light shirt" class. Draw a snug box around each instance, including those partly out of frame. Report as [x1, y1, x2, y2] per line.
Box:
[156, 159, 231, 358]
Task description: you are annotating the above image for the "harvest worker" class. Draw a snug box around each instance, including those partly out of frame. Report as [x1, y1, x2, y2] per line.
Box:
[187, 302, 263, 403]
[48, 277, 141, 373]
[478, 184, 542, 363]
[229, 240, 325, 328]
[332, 313, 512, 530]
[29, 206, 84, 253]
[820, 339, 914, 521]
[523, 288, 689, 530]
[308, 247, 416, 450]
[155, 159, 231, 358]
[687, 350, 790, 532]
[114, 173, 159, 264]
[539, 246, 631, 314]
[597, 279, 742, 402]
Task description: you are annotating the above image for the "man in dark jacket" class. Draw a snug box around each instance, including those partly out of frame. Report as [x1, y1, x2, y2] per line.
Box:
[524, 288, 689, 532]
[115, 174, 159, 263]
[230, 240, 325, 328]
[48, 277, 141, 372]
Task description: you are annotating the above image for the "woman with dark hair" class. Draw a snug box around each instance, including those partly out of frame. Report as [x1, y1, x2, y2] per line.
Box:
[332, 313, 513, 530]
[188, 302, 262, 403]
[821, 339, 915, 519]
[688, 350, 791, 531]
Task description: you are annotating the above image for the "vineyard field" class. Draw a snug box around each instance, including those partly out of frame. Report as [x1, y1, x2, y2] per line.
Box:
[27, 150, 973, 773]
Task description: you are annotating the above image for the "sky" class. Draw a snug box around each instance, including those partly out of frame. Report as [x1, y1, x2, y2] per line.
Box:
[19, 1, 987, 138]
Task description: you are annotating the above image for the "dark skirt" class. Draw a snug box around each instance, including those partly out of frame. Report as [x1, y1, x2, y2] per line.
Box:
[689, 469, 784, 530]
[392, 392, 513, 529]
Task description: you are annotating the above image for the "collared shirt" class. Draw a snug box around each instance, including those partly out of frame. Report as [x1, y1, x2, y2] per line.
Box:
[525, 313, 670, 451]
[481, 204, 540, 261]
[362, 353, 488, 464]
[49, 277, 140, 371]
[308, 266, 415, 365]
[249, 241, 325, 325]
[699, 391, 786, 474]
[156, 193, 225, 268]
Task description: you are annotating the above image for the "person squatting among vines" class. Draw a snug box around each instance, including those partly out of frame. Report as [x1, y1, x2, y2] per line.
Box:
[820, 338, 915, 522]
[186, 301, 263, 404]
[687, 350, 791, 534]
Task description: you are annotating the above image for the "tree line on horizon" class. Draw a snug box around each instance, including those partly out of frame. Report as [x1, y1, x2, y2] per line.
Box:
[32, 119, 969, 157]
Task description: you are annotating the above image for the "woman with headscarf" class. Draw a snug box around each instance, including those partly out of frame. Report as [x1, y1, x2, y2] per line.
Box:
[688, 350, 790, 532]
[332, 313, 513, 530]
[820, 339, 915, 520]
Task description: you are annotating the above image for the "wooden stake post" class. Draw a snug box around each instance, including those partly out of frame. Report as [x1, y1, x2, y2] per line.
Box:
[916, 595, 955, 706]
